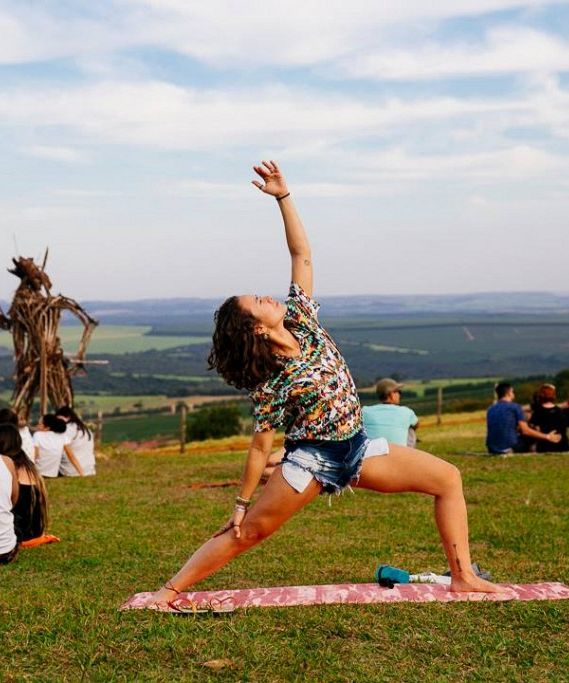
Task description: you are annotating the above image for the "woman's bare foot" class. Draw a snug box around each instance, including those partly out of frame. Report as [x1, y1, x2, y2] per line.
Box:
[145, 586, 181, 609]
[450, 573, 510, 594]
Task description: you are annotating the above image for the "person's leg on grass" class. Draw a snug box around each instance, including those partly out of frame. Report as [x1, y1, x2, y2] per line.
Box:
[151, 469, 321, 603]
[355, 443, 503, 593]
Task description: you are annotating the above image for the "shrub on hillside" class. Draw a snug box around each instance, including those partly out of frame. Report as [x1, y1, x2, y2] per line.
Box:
[187, 404, 242, 441]
[446, 398, 489, 413]
[554, 369, 569, 401]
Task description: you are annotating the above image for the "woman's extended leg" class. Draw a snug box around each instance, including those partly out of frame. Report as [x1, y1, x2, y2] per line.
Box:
[356, 444, 502, 593]
[151, 469, 321, 603]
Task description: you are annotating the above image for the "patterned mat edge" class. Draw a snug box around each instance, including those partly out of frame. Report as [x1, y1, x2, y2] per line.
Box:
[120, 582, 569, 611]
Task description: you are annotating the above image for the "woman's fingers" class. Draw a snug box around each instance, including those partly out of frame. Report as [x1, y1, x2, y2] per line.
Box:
[270, 159, 280, 173]
[212, 522, 232, 538]
[253, 164, 270, 179]
[262, 160, 275, 173]
[251, 180, 265, 191]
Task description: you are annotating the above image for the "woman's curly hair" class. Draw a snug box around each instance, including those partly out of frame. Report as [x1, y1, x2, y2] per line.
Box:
[208, 296, 284, 391]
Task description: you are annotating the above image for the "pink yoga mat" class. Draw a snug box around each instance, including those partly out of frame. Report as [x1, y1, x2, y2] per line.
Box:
[121, 582, 569, 612]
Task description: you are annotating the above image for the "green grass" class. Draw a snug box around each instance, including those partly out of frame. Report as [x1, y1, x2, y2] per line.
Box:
[102, 413, 181, 442]
[1, 420, 568, 681]
[0, 325, 209, 355]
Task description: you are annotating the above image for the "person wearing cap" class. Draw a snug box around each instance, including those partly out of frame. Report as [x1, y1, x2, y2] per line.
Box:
[362, 378, 420, 447]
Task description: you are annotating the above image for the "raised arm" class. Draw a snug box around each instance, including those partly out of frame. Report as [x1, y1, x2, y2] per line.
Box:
[252, 160, 313, 297]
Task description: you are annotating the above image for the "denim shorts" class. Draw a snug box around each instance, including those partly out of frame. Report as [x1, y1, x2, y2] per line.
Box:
[281, 429, 389, 494]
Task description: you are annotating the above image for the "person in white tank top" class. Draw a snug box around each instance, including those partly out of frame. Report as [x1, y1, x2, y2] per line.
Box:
[55, 407, 96, 477]
[0, 454, 18, 564]
[33, 414, 85, 478]
[19, 424, 35, 462]
[0, 408, 36, 464]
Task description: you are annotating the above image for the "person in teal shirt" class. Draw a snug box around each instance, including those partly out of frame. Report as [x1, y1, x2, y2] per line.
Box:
[363, 378, 419, 446]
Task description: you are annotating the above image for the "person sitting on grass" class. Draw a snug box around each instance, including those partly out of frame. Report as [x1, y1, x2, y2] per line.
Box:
[0, 424, 48, 543]
[529, 384, 568, 453]
[362, 378, 420, 447]
[148, 160, 502, 607]
[0, 445, 18, 565]
[33, 414, 85, 478]
[55, 406, 96, 477]
[486, 382, 561, 455]
[0, 408, 35, 462]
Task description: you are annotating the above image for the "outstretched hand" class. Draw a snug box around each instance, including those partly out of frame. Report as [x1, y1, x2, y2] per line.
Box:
[212, 506, 247, 539]
[252, 160, 288, 198]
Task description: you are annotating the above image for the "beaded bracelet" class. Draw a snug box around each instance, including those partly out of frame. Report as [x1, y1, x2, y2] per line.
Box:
[235, 495, 251, 508]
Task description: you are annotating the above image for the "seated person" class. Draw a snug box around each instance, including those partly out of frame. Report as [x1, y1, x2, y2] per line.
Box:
[486, 382, 561, 455]
[0, 425, 48, 542]
[33, 414, 85, 478]
[362, 378, 419, 446]
[0, 448, 18, 565]
[529, 384, 568, 453]
[56, 406, 96, 477]
[0, 408, 35, 462]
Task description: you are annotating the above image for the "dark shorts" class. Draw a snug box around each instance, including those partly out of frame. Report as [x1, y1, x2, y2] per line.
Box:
[282, 429, 389, 494]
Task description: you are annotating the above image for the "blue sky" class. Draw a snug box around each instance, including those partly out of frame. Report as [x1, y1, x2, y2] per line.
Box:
[1, 0, 568, 300]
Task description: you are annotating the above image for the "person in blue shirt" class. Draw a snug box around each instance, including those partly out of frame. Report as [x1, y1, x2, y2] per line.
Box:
[486, 382, 561, 455]
[362, 378, 419, 446]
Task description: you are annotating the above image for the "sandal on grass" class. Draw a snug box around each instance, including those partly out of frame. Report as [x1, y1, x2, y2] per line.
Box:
[168, 596, 236, 615]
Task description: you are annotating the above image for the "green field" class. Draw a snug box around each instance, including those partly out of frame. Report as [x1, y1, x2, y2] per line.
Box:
[0, 325, 210, 355]
[0, 392, 189, 416]
[362, 377, 499, 398]
[1, 419, 567, 681]
[102, 413, 181, 442]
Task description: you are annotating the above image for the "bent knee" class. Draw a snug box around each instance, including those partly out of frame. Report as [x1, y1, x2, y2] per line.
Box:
[440, 462, 463, 492]
[238, 518, 274, 546]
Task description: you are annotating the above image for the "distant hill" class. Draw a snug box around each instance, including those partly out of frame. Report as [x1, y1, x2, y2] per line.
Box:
[2, 290, 567, 326]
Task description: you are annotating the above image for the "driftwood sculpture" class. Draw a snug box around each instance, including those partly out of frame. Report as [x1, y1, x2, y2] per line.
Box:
[0, 254, 98, 419]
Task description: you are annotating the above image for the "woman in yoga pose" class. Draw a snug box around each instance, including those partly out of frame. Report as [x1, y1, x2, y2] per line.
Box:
[150, 161, 500, 605]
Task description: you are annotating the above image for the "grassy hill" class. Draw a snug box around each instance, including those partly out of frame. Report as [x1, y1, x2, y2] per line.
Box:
[2, 417, 568, 681]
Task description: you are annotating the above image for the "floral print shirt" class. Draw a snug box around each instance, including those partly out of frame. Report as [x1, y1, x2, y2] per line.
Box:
[250, 283, 362, 441]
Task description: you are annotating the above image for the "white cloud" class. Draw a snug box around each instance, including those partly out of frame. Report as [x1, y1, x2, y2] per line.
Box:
[19, 205, 87, 221]
[165, 179, 381, 198]
[161, 142, 568, 201]
[0, 80, 541, 151]
[0, 6, 136, 65]
[128, 1, 555, 67]
[23, 145, 87, 163]
[337, 27, 569, 80]
[0, 1, 556, 67]
[349, 144, 565, 182]
[50, 188, 120, 198]
[525, 72, 569, 139]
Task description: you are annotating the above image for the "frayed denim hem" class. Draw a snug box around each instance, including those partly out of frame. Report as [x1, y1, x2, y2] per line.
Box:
[282, 458, 361, 497]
